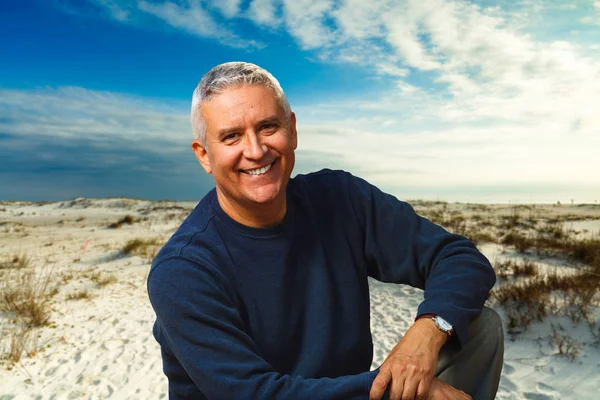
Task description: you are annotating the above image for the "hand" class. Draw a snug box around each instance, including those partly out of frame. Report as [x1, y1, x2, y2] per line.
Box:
[427, 378, 471, 400]
[369, 318, 448, 400]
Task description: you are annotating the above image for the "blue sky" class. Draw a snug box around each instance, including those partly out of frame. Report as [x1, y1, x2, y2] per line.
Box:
[1, 0, 600, 203]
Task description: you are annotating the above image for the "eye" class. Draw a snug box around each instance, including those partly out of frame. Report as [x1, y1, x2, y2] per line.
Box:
[222, 132, 241, 143]
[260, 123, 278, 133]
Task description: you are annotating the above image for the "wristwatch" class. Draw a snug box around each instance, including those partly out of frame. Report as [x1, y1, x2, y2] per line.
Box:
[431, 315, 454, 337]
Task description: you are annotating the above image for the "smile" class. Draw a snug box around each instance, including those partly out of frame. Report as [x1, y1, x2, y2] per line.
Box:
[243, 162, 273, 176]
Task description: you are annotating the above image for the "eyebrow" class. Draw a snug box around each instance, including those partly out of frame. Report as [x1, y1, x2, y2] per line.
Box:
[217, 115, 282, 139]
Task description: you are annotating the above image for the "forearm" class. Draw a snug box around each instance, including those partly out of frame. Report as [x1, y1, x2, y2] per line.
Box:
[162, 333, 379, 400]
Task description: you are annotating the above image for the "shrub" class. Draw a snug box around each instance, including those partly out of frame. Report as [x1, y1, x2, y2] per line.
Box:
[89, 271, 118, 287]
[512, 259, 537, 277]
[550, 324, 582, 361]
[108, 215, 137, 229]
[0, 265, 53, 327]
[491, 270, 600, 331]
[6, 324, 35, 363]
[67, 290, 91, 301]
[0, 254, 31, 270]
[122, 238, 162, 260]
[502, 232, 534, 253]
[568, 239, 600, 268]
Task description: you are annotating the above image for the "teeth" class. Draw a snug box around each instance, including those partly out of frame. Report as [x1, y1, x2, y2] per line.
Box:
[246, 163, 272, 176]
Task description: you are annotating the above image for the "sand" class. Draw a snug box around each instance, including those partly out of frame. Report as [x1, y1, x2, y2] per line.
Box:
[1, 198, 599, 399]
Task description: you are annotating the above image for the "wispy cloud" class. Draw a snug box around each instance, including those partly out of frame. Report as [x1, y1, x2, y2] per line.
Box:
[0, 87, 189, 144]
[35, 1, 600, 201]
[56, 0, 264, 48]
[0, 88, 214, 201]
[137, 1, 261, 48]
[207, 0, 243, 19]
[247, 0, 281, 27]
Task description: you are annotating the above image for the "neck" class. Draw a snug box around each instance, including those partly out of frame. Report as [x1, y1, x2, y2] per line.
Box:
[216, 189, 287, 228]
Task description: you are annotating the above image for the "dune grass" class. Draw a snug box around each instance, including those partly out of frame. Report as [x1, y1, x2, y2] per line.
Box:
[0, 254, 31, 270]
[66, 290, 91, 301]
[107, 215, 137, 229]
[122, 237, 163, 260]
[0, 254, 57, 364]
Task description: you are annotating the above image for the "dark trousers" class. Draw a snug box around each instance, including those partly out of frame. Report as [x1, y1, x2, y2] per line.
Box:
[436, 307, 505, 400]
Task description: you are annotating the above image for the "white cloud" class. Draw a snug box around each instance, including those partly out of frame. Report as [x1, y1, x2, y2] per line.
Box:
[0, 87, 190, 147]
[138, 1, 219, 37]
[45, 0, 600, 201]
[282, 0, 336, 49]
[64, 0, 263, 48]
[208, 0, 242, 19]
[93, 0, 131, 21]
[137, 1, 260, 48]
[247, 0, 281, 26]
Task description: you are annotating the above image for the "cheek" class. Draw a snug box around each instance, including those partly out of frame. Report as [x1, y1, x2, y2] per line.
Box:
[211, 148, 239, 171]
[271, 134, 295, 153]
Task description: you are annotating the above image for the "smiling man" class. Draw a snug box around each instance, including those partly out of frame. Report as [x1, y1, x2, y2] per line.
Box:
[147, 62, 504, 400]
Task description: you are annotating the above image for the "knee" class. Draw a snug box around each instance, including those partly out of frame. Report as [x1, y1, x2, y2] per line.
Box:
[475, 307, 504, 353]
[480, 307, 503, 331]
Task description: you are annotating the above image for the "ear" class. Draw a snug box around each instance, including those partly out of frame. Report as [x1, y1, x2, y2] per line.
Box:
[191, 140, 212, 175]
[290, 112, 298, 150]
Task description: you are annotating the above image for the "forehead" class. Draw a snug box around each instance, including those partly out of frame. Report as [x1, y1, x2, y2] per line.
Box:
[200, 85, 283, 129]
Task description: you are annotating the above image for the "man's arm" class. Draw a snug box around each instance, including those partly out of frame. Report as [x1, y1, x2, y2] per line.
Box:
[343, 171, 494, 399]
[345, 172, 495, 346]
[148, 255, 378, 400]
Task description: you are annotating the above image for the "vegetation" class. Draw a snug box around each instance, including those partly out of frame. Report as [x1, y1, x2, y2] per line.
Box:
[0, 254, 31, 270]
[66, 290, 91, 301]
[415, 203, 600, 359]
[89, 271, 118, 287]
[0, 255, 56, 364]
[122, 237, 163, 260]
[107, 215, 137, 229]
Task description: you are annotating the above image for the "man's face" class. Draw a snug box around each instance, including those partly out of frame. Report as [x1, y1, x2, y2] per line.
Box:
[193, 85, 297, 213]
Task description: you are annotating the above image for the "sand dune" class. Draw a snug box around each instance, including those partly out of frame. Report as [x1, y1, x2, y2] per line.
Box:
[1, 199, 599, 399]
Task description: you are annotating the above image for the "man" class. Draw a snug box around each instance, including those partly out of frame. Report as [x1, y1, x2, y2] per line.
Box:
[148, 62, 503, 400]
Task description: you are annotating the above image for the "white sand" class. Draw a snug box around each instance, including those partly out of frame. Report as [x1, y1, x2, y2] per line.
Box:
[1, 199, 599, 399]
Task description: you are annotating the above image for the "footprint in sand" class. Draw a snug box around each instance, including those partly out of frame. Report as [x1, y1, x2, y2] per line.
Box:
[522, 382, 560, 400]
[503, 363, 516, 375]
[499, 375, 518, 392]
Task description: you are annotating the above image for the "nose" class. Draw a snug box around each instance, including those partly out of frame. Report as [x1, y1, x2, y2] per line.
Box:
[242, 132, 267, 160]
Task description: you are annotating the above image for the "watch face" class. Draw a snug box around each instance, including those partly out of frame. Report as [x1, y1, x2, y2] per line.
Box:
[436, 316, 453, 331]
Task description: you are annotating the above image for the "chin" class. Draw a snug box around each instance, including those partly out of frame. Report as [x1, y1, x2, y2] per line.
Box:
[244, 186, 283, 205]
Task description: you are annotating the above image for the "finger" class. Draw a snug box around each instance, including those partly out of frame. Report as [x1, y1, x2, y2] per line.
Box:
[415, 378, 431, 400]
[370, 369, 392, 400]
[401, 376, 419, 400]
[389, 375, 405, 400]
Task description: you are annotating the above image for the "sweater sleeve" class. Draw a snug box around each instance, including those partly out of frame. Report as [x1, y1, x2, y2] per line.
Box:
[147, 255, 378, 400]
[345, 172, 496, 346]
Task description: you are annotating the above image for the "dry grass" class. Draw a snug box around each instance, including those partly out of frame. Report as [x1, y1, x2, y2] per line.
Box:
[0, 255, 56, 364]
[5, 324, 35, 364]
[550, 324, 582, 361]
[66, 290, 91, 301]
[569, 238, 600, 268]
[122, 237, 162, 260]
[491, 268, 600, 332]
[487, 207, 600, 347]
[501, 231, 534, 253]
[61, 271, 74, 284]
[89, 271, 118, 287]
[495, 259, 538, 280]
[107, 215, 137, 229]
[0, 266, 55, 327]
[0, 254, 31, 270]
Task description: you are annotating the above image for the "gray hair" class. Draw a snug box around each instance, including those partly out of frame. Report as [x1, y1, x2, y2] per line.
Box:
[191, 62, 292, 145]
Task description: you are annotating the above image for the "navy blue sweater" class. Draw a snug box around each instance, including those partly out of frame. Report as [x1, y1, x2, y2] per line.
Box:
[147, 169, 495, 399]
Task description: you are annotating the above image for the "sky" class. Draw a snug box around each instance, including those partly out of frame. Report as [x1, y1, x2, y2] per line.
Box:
[1, 0, 599, 203]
